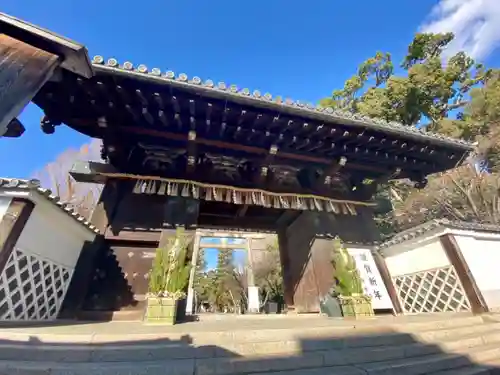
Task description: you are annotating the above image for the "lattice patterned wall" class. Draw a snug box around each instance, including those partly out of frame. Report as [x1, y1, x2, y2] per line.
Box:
[393, 265, 471, 314]
[0, 248, 72, 320]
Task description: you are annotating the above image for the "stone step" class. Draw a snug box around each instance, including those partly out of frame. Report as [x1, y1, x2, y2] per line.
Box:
[0, 322, 499, 363]
[190, 314, 486, 345]
[355, 343, 500, 375]
[431, 358, 500, 375]
[0, 314, 484, 347]
[416, 322, 500, 344]
[0, 343, 499, 375]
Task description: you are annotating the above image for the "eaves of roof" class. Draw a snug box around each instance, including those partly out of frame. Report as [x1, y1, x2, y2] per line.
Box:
[376, 219, 500, 250]
[89, 56, 474, 152]
[0, 178, 99, 234]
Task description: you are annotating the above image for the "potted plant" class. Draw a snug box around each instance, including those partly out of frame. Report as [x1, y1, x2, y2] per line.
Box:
[330, 237, 374, 318]
[144, 229, 192, 324]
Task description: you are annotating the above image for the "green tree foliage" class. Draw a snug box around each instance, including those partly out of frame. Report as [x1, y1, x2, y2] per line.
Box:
[193, 247, 207, 298]
[148, 229, 192, 299]
[331, 237, 363, 297]
[321, 32, 490, 130]
[393, 71, 500, 228]
[253, 240, 284, 304]
[211, 248, 236, 311]
[321, 32, 499, 234]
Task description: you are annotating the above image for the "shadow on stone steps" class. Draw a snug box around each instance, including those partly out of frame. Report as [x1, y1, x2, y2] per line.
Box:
[0, 325, 499, 374]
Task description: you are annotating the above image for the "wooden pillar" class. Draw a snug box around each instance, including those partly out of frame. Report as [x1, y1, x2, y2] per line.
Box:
[0, 34, 60, 136]
[0, 198, 34, 273]
[277, 207, 381, 314]
[371, 249, 403, 315]
[90, 180, 123, 233]
[440, 234, 488, 314]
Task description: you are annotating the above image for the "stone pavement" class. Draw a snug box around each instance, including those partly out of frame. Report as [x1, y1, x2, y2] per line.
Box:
[0, 312, 481, 342]
[1, 313, 500, 374]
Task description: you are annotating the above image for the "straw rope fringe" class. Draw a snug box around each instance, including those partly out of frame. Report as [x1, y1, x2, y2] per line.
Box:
[98, 172, 376, 215]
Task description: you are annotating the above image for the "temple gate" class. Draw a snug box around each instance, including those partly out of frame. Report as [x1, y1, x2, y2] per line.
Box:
[0, 13, 474, 317]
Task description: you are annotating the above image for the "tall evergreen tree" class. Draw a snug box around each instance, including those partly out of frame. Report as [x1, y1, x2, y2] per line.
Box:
[321, 32, 496, 235]
[213, 248, 234, 311]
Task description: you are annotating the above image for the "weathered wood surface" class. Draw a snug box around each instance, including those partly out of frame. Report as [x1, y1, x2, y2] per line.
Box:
[0, 34, 59, 136]
[81, 242, 156, 312]
[440, 234, 489, 314]
[279, 209, 380, 313]
[0, 198, 34, 274]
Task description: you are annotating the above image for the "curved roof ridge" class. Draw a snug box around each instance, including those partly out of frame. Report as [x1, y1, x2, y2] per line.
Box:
[90, 55, 473, 151]
[376, 219, 500, 250]
[0, 178, 99, 234]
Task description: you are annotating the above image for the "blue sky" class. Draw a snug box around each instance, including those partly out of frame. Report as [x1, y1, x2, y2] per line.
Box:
[2, 0, 499, 178]
[200, 237, 247, 270]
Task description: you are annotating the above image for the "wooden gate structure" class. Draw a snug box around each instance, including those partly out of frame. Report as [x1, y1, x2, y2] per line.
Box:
[0, 13, 474, 316]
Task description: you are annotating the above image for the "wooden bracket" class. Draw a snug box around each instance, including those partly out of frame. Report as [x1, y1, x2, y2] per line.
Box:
[255, 144, 278, 185]
[2, 118, 25, 138]
[187, 130, 198, 174]
[322, 156, 347, 185]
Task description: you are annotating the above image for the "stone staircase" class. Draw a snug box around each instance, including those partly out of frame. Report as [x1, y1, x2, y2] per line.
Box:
[0, 314, 500, 374]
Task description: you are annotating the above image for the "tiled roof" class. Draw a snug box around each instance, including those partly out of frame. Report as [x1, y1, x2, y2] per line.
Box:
[90, 56, 474, 151]
[0, 178, 99, 234]
[376, 219, 500, 250]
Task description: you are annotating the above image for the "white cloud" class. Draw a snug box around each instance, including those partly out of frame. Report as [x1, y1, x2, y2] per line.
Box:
[420, 0, 500, 60]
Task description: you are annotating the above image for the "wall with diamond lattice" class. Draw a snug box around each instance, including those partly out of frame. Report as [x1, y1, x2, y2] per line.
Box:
[392, 265, 471, 314]
[383, 236, 472, 314]
[384, 240, 451, 278]
[0, 194, 97, 321]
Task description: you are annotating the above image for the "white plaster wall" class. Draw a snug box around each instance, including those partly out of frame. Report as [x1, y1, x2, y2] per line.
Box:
[0, 196, 11, 221]
[456, 235, 500, 311]
[384, 238, 450, 277]
[0, 192, 96, 321]
[15, 197, 95, 269]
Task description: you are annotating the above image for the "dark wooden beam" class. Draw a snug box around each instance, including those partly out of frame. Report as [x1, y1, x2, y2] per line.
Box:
[236, 204, 249, 217]
[353, 167, 401, 199]
[186, 130, 198, 175]
[70, 160, 118, 184]
[0, 12, 92, 78]
[113, 125, 389, 174]
[0, 198, 34, 274]
[255, 144, 278, 185]
[440, 234, 489, 314]
[0, 34, 60, 136]
[372, 250, 403, 315]
[105, 228, 161, 243]
[318, 156, 347, 188]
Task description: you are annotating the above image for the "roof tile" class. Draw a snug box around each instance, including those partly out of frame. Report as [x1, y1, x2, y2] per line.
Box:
[91, 55, 473, 150]
[0, 178, 99, 234]
[376, 219, 500, 250]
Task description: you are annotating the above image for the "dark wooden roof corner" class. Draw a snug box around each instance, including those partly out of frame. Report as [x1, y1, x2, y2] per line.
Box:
[69, 160, 118, 184]
[0, 12, 93, 136]
[0, 12, 93, 78]
[3, 118, 25, 138]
